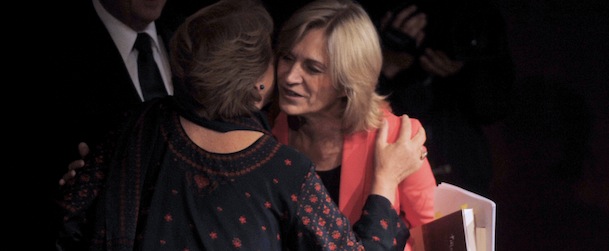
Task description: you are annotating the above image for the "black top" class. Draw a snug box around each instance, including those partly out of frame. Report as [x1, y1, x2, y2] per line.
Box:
[316, 165, 342, 204]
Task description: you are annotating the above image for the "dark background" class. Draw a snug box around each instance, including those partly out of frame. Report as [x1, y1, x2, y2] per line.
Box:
[485, 0, 609, 249]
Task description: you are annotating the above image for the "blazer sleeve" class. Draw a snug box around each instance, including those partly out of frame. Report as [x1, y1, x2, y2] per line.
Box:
[383, 113, 436, 251]
[395, 118, 436, 228]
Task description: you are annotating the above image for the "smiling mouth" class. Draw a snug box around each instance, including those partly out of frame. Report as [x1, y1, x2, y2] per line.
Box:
[282, 88, 303, 97]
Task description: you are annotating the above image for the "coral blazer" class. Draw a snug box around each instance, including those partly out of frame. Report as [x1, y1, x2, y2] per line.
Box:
[272, 108, 437, 251]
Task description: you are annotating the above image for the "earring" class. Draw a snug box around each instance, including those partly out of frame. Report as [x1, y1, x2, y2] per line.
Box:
[259, 84, 265, 90]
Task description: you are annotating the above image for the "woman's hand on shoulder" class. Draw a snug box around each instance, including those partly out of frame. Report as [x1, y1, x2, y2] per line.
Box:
[58, 142, 89, 186]
[371, 115, 427, 203]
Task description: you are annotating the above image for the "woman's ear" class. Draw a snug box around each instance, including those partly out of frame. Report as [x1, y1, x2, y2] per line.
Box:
[255, 63, 276, 109]
[253, 82, 268, 109]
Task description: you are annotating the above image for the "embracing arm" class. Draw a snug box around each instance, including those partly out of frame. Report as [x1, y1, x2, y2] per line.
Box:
[291, 114, 427, 250]
[292, 166, 408, 251]
[372, 114, 435, 251]
[55, 149, 109, 251]
[58, 142, 90, 186]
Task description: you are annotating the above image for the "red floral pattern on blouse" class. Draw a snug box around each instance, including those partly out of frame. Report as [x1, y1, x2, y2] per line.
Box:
[56, 101, 406, 250]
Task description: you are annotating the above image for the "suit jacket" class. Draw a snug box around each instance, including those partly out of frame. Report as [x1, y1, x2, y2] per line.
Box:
[45, 2, 176, 249]
[56, 0, 174, 168]
[272, 108, 437, 251]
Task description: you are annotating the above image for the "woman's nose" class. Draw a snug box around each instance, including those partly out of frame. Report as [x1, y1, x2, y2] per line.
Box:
[283, 64, 303, 86]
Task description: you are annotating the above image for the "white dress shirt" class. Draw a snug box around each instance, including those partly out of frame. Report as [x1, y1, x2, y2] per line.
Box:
[92, 0, 173, 101]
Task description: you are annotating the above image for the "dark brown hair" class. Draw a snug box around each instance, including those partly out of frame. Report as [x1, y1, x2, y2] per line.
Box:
[170, 0, 274, 120]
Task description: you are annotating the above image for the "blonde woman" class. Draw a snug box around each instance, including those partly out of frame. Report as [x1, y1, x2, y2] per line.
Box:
[272, 1, 437, 250]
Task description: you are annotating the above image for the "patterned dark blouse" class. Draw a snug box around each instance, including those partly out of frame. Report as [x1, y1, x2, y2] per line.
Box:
[56, 97, 407, 251]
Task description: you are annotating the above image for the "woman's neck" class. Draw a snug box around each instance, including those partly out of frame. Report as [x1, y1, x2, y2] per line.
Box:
[289, 111, 344, 171]
[293, 100, 345, 138]
[180, 116, 263, 153]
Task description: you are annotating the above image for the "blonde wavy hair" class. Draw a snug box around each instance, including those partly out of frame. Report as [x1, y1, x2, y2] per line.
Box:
[276, 0, 387, 134]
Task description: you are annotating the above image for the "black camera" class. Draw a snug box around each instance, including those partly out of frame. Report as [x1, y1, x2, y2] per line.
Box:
[379, 2, 421, 55]
[381, 0, 499, 63]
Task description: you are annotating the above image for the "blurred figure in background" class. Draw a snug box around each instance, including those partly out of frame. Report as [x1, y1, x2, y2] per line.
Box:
[363, 0, 516, 196]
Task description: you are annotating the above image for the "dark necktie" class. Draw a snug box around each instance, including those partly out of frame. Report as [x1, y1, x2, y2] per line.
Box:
[134, 33, 167, 101]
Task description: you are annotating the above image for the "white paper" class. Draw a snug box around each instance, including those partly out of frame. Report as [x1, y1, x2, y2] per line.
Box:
[434, 182, 496, 251]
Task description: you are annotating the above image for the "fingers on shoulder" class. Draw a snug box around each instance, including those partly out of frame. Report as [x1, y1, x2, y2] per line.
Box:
[376, 118, 390, 146]
[398, 115, 426, 145]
